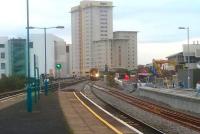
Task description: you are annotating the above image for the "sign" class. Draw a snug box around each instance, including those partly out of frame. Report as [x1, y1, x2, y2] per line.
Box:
[56, 64, 62, 70]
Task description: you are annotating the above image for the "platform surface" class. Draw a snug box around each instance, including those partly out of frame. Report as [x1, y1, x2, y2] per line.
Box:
[59, 91, 115, 134]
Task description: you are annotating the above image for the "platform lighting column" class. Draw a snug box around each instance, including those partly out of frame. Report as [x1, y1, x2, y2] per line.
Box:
[178, 27, 190, 88]
[26, 0, 32, 112]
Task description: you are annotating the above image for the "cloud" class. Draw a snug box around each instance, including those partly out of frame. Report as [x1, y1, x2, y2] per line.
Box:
[1, 0, 200, 64]
[138, 37, 200, 65]
[138, 41, 183, 65]
[0, 0, 26, 26]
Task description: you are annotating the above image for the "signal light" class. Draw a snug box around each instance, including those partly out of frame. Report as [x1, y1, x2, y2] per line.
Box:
[56, 64, 62, 70]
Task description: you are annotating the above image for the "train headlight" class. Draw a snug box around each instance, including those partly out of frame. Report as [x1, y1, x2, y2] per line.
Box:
[95, 73, 99, 77]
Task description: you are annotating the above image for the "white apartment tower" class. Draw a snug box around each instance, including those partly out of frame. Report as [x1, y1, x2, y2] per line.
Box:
[71, 1, 113, 75]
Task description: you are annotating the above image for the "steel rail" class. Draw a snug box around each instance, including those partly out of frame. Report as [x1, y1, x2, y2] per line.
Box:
[93, 84, 200, 132]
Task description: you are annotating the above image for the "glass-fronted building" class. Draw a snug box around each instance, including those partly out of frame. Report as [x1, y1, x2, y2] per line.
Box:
[8, 39, 27, 76]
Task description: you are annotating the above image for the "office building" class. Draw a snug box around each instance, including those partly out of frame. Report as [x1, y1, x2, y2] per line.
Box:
[54, 41, 69, 78]
[183, 41, 200, 69]
[92, 31, 138, 71]
[0, 37, 9, 78]
[8, 38, 27, 76]
[71, 1, 113, 75]
[112, 31, 138, 70]
[30, 34, 68, 78]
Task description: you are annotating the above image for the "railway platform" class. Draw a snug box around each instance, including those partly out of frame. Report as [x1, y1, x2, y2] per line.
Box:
[140, 86, 200, 100]
[93, 81, 200, 134]
[96, 80, 200, 114]
[0, 82, 129, 134]
[138, 86, 200, 114]
[0, 92, 70, 134]
[58, 91, 116, 134]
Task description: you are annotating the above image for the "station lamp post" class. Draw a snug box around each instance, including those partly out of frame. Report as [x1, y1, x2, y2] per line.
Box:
[26, 0, 32, 112]
[29, 26, 64, 95]
[178, 26, 190, 88]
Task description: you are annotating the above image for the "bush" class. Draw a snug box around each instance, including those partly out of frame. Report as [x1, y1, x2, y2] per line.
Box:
[0, 75, 26, 93]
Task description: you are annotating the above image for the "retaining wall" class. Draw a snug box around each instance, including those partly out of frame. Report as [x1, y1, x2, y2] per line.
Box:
[138, 87, 200, 114]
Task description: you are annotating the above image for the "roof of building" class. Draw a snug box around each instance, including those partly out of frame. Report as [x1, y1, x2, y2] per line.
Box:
[71, 1, 113, 12]
[166, 52, 183, 58]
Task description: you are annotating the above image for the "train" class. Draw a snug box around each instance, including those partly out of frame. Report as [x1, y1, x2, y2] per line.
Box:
[89, 68, 100, 81]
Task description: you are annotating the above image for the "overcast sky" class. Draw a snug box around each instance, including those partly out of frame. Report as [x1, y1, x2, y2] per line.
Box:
[0, 0, 199, 64]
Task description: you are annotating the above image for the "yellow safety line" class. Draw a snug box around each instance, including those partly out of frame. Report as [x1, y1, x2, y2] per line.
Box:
[73, 92, 123, 134]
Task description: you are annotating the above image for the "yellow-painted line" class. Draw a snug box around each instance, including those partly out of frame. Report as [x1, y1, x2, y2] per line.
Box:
[73, 92, 123, 134]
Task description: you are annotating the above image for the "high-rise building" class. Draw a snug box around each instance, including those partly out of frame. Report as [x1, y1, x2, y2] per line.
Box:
[8, 38, 27, 76]
[93, 39, 112, 71]
[71, 1, 113, 75]
[80, 31, 138, 72]
[112, 31, 138, 69]
[0, 37, 9, 78]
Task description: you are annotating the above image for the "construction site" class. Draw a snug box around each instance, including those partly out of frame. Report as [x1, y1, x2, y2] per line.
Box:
[136, 52, 200, 89]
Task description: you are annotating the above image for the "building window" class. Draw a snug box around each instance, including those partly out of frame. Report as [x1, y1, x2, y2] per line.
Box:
[1, 73, 5, 78]
[0, 44, 5, 48]
[101, 30, 107, 32]
[100, 2, 107, 5]
[100, 10, 107, 13]
[100, 14, 107, 17]
[100, 26, 107, 28]
[29, 42, 33, 48]
[101, 34, 107, 36]
[100, 18, 107, 21]
[1, 52, 5, 59]
[1, 63, 5, 69]
[66, 46, 69, 53]
[100, 22, 107, 25]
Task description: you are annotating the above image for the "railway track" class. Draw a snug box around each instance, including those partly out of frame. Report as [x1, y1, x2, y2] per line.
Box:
[93, 84, 200, 132]
[82, 84, 164, 134]
[0, 79, 87, 101]
[0, 89, 25, 100]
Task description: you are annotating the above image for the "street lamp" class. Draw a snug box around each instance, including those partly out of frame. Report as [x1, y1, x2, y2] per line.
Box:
[29, 26, 64, 95]
[26, 0, 32, 112]
[178, 26, 190, 88]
